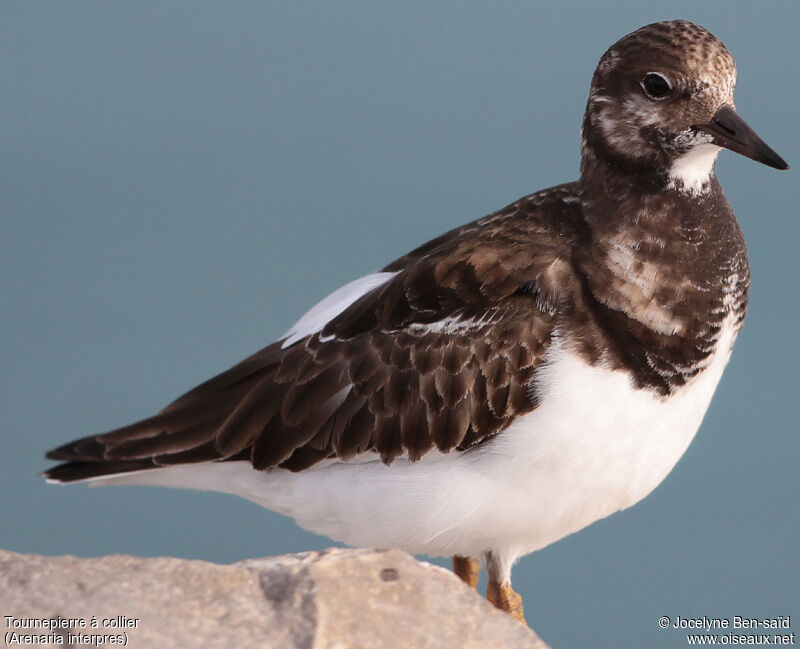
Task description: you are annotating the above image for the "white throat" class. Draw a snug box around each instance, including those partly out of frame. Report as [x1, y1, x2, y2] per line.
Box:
[667, 143, 721, 195]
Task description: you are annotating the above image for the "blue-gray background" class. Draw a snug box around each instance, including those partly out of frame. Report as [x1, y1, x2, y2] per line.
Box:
[2, 2, 797, 647]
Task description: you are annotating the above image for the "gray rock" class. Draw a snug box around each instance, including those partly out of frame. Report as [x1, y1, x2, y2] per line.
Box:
[0, 547, 549, 648]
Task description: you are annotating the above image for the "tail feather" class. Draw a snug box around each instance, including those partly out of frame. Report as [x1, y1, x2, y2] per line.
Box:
[43, 460, 156, 483]
[43, 342, 286, 483]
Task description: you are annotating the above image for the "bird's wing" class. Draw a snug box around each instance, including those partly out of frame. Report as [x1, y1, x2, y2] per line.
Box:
[44, 185, 584, 480]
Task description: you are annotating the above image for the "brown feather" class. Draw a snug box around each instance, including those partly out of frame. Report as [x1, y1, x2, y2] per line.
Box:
[47, 171, 750, 479]
[214, 376, 283, 456]
[106, 417, 226, 460]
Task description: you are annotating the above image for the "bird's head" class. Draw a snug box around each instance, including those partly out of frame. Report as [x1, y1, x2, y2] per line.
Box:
[581, 20, 787, 194]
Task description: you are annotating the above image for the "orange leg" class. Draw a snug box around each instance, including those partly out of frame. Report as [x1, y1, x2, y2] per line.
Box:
[486, 580, 526, 624]
[452, 555, 481, 589]
[485, 551, 526, 625]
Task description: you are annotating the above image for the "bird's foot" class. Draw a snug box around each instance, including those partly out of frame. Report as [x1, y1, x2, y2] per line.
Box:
[452, 555, 481, 589]
[486, 580, 526, 625]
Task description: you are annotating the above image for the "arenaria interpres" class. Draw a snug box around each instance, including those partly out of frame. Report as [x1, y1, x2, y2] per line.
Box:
[44, 20, 788, 624]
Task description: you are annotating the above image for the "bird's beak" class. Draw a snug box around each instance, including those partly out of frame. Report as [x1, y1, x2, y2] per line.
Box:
[694, 104, 789, 170]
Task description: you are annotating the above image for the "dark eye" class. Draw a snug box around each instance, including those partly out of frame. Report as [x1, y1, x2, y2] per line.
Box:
[641, 72, 672, 100]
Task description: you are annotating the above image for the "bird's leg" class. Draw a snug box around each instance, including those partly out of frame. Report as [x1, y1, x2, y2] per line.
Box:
[452, 555, 481, 589]
[485, 551, 526, 625]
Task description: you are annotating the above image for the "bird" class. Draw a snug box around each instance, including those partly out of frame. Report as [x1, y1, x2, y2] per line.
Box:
[43, 20, 788, 625]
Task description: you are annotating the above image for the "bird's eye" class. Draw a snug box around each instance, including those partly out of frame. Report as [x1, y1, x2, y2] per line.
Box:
[641, 73, 672, 100]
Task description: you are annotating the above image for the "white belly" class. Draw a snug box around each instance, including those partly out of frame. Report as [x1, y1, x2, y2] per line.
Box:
[480, 320, 736, 554]
[104, 319, 737, 562]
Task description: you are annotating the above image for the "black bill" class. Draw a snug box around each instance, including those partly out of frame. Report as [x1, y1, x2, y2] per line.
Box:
[695, 104, 789, 170]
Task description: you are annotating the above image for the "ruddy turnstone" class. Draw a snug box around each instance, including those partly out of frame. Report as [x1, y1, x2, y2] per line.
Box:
[44, 20, 788, 624]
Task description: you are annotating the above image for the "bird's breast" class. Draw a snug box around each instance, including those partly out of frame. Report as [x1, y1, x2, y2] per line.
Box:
[484, 311, 739, 552]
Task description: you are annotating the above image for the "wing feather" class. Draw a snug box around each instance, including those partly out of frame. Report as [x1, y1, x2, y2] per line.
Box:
[44, 185, 584, 481]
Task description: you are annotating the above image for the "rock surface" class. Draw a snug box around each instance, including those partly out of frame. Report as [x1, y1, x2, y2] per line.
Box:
[0, 547, 549, 648]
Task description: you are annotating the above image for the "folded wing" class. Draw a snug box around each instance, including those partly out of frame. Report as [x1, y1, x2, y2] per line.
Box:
[45, 187, 582, 480]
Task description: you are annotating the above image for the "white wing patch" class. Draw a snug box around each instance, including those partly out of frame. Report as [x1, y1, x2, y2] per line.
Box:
[281, 272, 398, 348]
[403, 313, 491, 335]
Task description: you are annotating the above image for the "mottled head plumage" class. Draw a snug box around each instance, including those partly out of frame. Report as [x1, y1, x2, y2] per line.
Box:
[582, 20, 739, 191]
